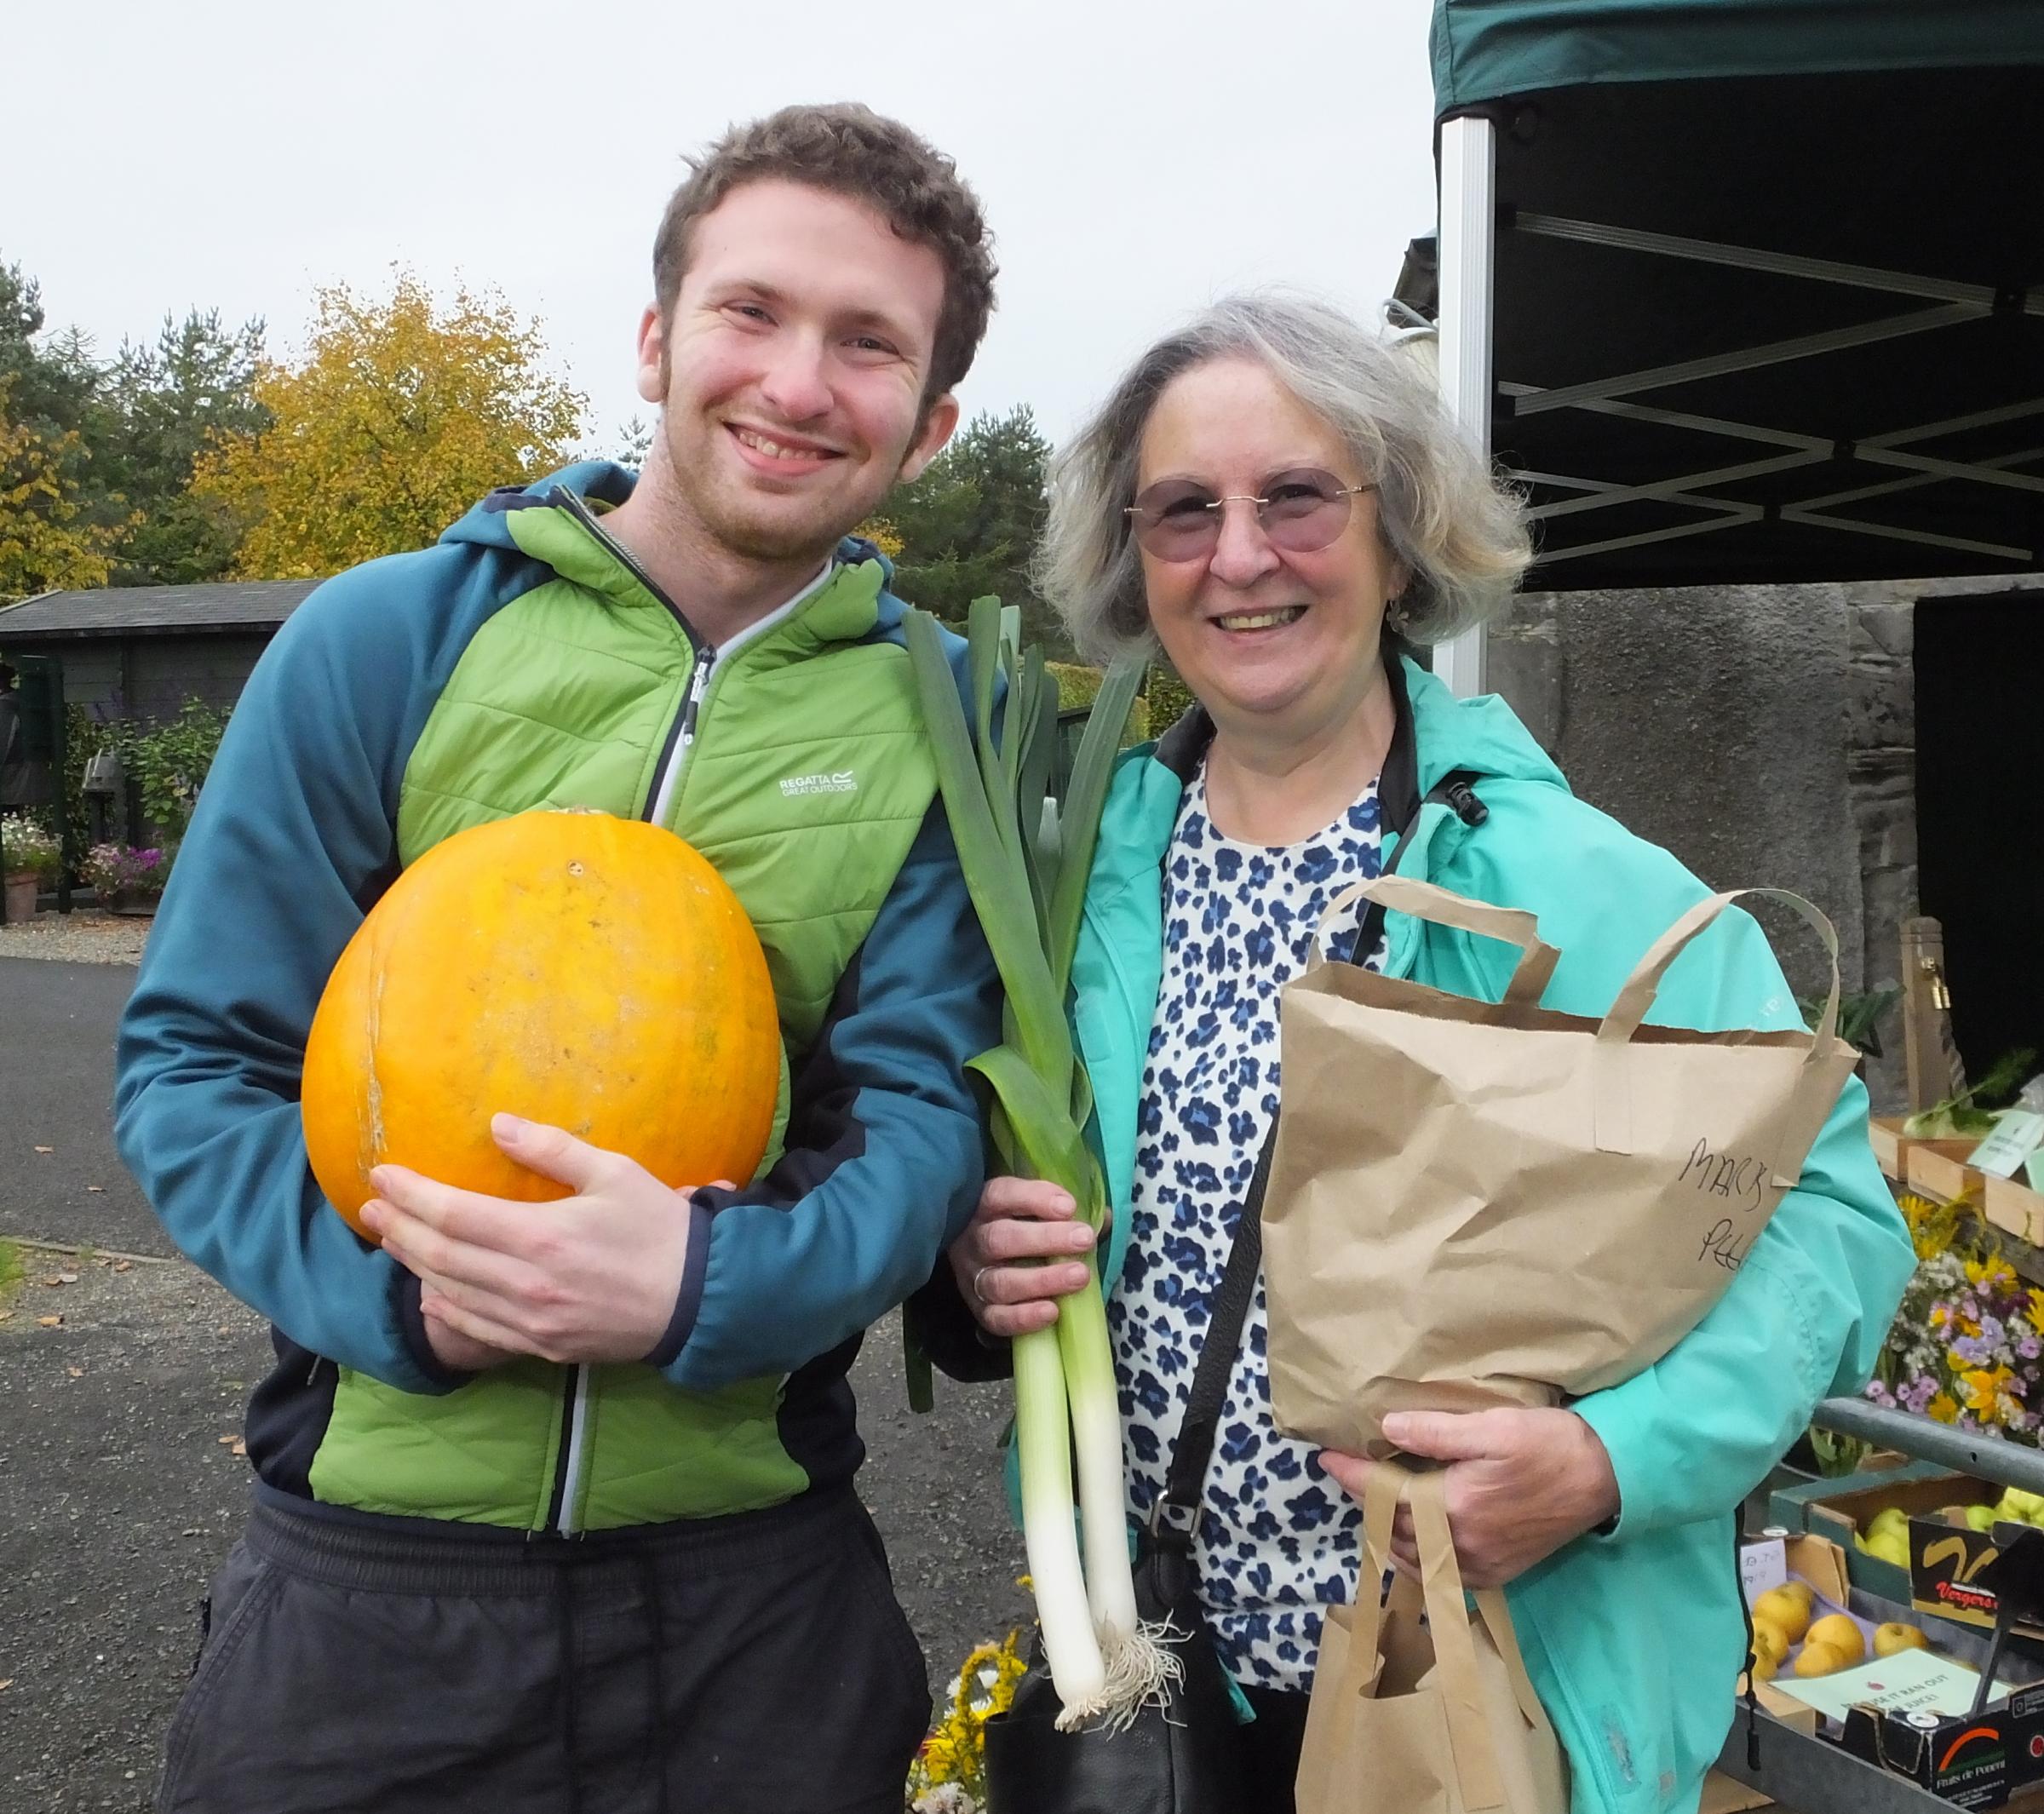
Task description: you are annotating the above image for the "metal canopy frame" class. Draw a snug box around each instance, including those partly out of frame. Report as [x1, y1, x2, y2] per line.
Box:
[1429, 87, 2044, 696]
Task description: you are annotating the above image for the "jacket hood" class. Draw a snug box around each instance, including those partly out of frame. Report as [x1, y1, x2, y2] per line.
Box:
[439, 461, 638, 553]
[1401, 658, 1570, 796]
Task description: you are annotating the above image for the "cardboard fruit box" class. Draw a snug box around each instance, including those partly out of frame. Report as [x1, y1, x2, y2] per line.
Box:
[1912, 1508, 2044, 1636]
[1840, 1682, 2044, 1810]
[1741, 1530, 2044, 1809]
[1770, 1464, 1999, 1602]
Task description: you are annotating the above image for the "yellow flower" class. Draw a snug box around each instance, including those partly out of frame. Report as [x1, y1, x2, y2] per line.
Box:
[1965, 1256, 2017, 1292]
[1961, 1368, 2017, 1421]
[1928, 1392, 1961, 1424]
[910, 1629, 1031, 1799]
[2026, 1288, 2044, 1332]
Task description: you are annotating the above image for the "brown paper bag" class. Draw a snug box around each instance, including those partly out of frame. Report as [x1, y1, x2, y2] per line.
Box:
[1265, 875, 1858, 1455]
[1295, 1461, 1567, 1814]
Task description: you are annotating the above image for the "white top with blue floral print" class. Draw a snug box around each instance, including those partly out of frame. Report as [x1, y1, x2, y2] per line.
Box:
[1108, 756, 1386, 1694]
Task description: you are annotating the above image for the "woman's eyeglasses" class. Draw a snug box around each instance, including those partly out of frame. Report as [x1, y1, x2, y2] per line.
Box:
[1123, 468, 1377, 562]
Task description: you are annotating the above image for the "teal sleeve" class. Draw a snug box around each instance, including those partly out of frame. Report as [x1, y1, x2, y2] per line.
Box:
[113, 549, 503, 1394]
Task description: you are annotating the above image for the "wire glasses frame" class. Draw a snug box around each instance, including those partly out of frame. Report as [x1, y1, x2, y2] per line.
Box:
[1123, 469, 1379, 561]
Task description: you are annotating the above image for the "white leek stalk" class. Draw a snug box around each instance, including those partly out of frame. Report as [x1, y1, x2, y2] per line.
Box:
[906, 599, 1167, 1728]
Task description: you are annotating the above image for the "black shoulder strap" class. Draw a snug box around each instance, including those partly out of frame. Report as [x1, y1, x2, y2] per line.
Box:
[1152, 1132, 1277, 1543]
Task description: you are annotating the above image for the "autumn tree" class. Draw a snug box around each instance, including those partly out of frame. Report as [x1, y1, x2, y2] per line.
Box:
[0, 377, 124, 600]
[886, 405, 1064, 655]
[196, 273, 587, 579]
[0, 259, 132, 584]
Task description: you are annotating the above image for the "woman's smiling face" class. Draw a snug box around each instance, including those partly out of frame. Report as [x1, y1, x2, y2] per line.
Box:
[1134, 357, 1407, 734]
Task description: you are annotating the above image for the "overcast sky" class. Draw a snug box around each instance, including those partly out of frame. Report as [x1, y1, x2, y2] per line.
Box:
[11, 0, 1439, 456]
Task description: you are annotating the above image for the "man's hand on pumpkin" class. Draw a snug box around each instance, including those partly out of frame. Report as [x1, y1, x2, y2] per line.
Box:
[359, 1112, 716, 1366]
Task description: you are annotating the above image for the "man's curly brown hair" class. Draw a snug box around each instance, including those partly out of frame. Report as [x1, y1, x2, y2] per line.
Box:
[653, 103, 996, 409]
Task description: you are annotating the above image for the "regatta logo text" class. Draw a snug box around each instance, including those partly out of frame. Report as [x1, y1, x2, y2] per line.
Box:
[779, 771, 858, 798]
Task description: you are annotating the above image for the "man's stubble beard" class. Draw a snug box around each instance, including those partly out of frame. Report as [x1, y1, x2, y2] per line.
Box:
[669, 432, 894, 569]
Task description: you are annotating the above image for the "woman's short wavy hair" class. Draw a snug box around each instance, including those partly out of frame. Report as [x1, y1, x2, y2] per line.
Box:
[1037, 292, 1531, 663]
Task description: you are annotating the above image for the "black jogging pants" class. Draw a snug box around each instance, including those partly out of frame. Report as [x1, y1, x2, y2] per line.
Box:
[155, 1484, 931, 1814]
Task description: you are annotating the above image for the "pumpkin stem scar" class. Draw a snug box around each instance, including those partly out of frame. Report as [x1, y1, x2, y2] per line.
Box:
[362, 932, 389, 1181]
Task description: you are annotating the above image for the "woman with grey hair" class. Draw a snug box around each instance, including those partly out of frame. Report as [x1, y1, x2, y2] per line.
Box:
[919, 293, 1909, 1811]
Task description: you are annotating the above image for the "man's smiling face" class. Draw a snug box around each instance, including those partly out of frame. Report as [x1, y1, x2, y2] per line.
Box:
[637, 177, 958, 565]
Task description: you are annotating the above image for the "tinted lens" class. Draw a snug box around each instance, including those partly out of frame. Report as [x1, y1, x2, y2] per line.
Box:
[1259, 469, 1352, 551]
[1129, 480, 1220, 559]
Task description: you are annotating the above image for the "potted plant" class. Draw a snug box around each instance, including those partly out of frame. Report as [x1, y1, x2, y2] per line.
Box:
[2, 815, 62, 922]
[81, 841, 172, 916]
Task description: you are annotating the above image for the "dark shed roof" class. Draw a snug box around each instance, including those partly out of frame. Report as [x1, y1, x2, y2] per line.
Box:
[0, 579, 321, 641]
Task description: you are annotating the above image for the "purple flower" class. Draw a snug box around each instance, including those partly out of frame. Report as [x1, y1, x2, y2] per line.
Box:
[1952, 1335, 1989, 1367]
[1865, 1380, 1897, 1408]
[2020, 1335, 2041, 1362]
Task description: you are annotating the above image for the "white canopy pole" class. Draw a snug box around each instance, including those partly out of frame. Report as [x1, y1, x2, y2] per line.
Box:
[1434, 113, 1497, 698]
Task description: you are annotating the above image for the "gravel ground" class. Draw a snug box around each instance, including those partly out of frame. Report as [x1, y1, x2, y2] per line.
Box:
[2, 957, 164, 1257]
[0, 912, 152, 966]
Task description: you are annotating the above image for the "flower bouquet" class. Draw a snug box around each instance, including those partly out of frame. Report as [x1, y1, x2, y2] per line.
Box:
[906, 1631, 1029, 1812]
[1865, 1192, 2044, 1440]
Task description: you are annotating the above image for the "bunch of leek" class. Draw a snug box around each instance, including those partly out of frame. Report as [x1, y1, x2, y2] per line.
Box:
[906, 596, 1166, 1729]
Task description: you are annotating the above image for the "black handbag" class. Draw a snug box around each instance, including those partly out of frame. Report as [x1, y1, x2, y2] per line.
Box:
[981, 1139, 1275, 1814]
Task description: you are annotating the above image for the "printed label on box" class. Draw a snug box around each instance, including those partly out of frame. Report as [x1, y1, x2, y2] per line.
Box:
[1740, 1536, 1788, 1606]
[1971, 1111, 2044, 1180]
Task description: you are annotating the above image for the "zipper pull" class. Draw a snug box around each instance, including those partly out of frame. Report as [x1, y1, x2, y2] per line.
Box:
[680, 652, 715, 749]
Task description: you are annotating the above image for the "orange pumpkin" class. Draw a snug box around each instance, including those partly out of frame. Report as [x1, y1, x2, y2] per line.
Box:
[301, 809, 780, 1241]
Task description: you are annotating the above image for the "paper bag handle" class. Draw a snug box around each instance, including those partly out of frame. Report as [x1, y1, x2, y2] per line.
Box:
[1593, 887, 1843, 1159]
[1473, 1588, 1558, 1741]
[1360, 1461, 1513, 1812]
[1310, 874, 1559, 1007]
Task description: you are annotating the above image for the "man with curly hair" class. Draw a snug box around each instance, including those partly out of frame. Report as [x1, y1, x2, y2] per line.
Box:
[119, 104, 1002, 1813]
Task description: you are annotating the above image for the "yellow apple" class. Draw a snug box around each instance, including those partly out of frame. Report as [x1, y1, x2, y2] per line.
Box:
[1873, 1623, 1930, 1658]
[1752, 1587, 1813, 1645]
[1749, 1621, 1791, 1671]
[1794, 1640, 1853, 1679]
[1806, 1614, 1866, 1667]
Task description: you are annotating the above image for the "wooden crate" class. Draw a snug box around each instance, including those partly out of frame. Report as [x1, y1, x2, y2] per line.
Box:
[1875, 1114, 2044, 1248]
[1872, 1111, 2044, 1283]
[1986, 1171, 2044, 1246]
[1908, 1140, 1982, 1201]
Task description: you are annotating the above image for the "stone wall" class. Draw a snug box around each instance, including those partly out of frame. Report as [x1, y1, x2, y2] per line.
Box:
[1485, 573, 2044, 1112]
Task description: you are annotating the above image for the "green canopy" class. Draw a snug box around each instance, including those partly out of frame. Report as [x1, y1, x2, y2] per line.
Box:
[1434, 0, 2044, 114]
[1419, 0, 2044, 592]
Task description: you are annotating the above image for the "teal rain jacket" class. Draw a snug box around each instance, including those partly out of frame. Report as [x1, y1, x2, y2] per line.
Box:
[1064, 660, 1914, 1814]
